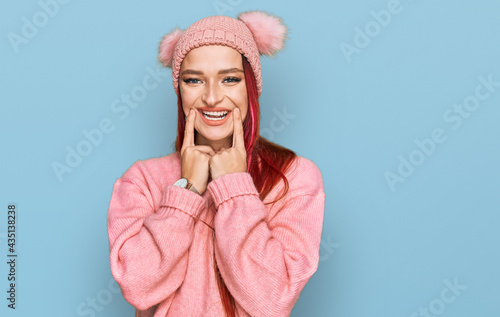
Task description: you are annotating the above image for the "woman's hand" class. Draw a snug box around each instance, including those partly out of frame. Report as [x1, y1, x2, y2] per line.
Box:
[180, 109, 215, 194]
[210, 108, 247, 180]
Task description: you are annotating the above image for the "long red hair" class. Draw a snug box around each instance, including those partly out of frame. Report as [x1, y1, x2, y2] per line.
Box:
[175, 56, 296, 316]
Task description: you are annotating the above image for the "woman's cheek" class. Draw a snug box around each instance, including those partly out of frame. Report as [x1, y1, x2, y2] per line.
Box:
[181, 100, 194, 116]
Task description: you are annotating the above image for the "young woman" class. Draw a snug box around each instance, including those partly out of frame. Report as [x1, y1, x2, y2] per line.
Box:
[107, 11, 325, 317]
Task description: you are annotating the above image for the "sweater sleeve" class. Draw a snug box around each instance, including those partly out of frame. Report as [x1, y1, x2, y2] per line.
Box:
[107, 162, 206, 311]
[207, 158, 325, 317]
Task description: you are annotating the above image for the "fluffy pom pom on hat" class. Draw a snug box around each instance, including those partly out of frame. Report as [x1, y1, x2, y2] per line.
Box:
[158, 11, 287, 96]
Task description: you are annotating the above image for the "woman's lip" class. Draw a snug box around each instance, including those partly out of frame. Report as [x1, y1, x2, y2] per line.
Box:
[197, 107, 231, 112]
[197, 108, 232, 126]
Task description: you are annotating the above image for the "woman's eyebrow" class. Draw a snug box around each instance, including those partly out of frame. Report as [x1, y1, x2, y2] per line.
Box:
[181, 68, 243, 76]
[218, 68, 244, 74]
[181, 69, 203, 76]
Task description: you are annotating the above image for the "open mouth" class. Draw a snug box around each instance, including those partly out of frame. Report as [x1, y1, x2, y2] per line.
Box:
[200, 110, 230, 121]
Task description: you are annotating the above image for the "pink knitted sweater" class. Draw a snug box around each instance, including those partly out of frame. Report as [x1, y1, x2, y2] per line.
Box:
[107, 152, 325, 317]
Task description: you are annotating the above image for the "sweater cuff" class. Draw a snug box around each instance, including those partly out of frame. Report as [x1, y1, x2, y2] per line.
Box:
[208, 172, 259, 208]
[159, 185, 206, 219]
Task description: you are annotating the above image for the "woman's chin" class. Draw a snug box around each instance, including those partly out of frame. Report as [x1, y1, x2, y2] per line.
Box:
[196, 128, 232, 145]
[206, 134, 231, 143]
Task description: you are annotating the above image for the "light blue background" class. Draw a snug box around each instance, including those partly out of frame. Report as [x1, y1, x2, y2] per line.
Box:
[1, 0, 499, 316]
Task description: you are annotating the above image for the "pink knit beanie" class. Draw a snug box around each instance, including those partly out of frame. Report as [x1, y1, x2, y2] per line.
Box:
[158, 11, 287, 96]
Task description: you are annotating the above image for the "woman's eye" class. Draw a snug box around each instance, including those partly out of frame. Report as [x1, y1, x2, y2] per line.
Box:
[183, 78, 201, 84]
[223, 77, 242, 83]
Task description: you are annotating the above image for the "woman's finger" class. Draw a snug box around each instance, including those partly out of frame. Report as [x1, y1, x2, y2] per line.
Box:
[194, 145, 216, 156]
[181, 109, 196, 152]
[232, 108, 245, 151]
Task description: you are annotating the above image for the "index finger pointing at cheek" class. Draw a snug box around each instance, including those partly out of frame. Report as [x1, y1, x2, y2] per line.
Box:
[232, 108, 245, 150]
[182, 109, 196, 152]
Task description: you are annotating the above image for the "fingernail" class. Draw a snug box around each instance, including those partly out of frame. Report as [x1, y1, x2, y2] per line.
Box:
[235, 108, 240, 115]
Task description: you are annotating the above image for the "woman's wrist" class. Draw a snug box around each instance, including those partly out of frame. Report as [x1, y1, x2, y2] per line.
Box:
[208, 172, 259, 207]
[173, 178, 202, 195]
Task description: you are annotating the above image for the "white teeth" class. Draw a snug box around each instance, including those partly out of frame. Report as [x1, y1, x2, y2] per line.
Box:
[201, 110, 229, 121]
[204, 115, 224, 121]
[201, 110, 229, 116]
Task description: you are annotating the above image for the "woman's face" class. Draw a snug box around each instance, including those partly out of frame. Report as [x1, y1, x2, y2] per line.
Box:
[179, 45, 248, 147]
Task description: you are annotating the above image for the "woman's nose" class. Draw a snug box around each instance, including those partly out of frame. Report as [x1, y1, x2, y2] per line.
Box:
[201, 82, 223, 106]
